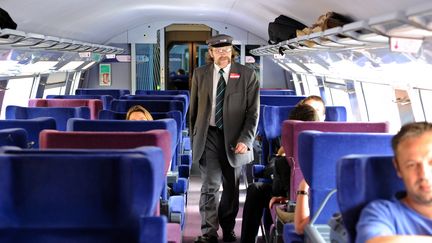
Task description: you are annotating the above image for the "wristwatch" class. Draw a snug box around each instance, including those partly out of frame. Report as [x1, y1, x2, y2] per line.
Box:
[296, 190, 308, 195]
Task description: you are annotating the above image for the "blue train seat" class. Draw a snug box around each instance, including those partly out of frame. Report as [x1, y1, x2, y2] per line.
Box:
[66, 118, 178, 162]
[0, 117, 56, 148]
[259, 89, 296, 95]
[110, 99, 186, 130]
[260, 95, 305, 106]
[282, 131, 393, 243]
[39, 129, 186, 228]
[0, 128, 28, 148]
[98, 110, 191, 174]
[337, 155, 403, 243]
[120, 94, 189, 114]
[258, 105, 347, 165]
[75, 88, 130, 99]
[281, 121, 389, 201]
[6, 106, 90, 131]
[135, 90, 190, 101]
[0, 147, 167, 243]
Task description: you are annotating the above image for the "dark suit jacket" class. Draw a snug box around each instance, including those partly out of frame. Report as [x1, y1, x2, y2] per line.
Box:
[190, 62, 260, 168]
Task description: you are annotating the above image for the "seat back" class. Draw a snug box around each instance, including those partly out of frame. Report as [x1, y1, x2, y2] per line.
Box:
[298, 131, 393, 224]
[325, 106, 347, 122]
[67, 118, 178, 161]
[262, 105, 296, 160]
[110, 99, 186, 129]
[6, 106, 90, 131]
[259, 89, 296, 95]
[120, 94, 189, 114]
[0, 128, 28, 148]
[135, 90, 190, 101]
[29, 98, 103, 120]
[39, 129, 172, 175]
[337, 155, 403, 243]
[75, 88, 130, 99]
[281, 120, 389, 200]
[260, 105, 348, 163]
[0, 117, 56, 148]
[46, 94, 113, 110]
[97, 110, 182, 149]
[260, 95, 305, 106]
[0, 148, 164, 242]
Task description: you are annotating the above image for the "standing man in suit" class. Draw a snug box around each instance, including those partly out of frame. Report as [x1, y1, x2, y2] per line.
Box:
[190, 34, 260, 243]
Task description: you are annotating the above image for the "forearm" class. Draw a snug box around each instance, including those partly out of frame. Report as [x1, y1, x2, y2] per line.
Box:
[294, 181, 310, 234]
[367, 236, 432, 243]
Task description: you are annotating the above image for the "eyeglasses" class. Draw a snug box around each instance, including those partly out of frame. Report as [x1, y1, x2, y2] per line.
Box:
[212, 47, 232, 54]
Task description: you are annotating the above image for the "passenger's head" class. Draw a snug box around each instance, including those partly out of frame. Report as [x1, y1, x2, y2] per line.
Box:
[299, 95, 325, 121]
[126, 105, 153, 121]
[391, 122, 432, 206]
[177, 69, 185, 75]
[206, 34, 238, 67]
[288, 104, 319, 122]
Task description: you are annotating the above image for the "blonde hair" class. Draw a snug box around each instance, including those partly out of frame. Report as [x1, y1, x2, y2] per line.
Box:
[126, 105, 153, 121]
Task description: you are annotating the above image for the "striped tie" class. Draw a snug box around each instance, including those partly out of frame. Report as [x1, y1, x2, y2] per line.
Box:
[215, 69, 226, 129]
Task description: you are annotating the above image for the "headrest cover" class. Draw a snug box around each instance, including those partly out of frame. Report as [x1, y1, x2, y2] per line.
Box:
[206, 34, 233, 47]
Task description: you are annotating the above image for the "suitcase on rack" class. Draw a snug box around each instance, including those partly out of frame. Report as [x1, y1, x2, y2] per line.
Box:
[268, 15, 306, 44]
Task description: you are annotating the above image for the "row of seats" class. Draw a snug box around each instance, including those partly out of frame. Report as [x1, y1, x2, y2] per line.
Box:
[0, 89, 193, 243]
[278, 122, 393, 242]
[0, 146, 170, 243]
[257, 105, 347, 164]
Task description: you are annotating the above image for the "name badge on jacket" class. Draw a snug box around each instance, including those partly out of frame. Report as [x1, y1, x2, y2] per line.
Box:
[230, 73, 240, 79]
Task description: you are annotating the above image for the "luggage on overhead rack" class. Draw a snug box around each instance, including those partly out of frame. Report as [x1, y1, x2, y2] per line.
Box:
[0, 8, 17, 30]
[268, 15, 307, 44]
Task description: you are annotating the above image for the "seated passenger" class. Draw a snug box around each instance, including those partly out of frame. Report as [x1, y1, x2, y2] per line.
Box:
[356, 122, 432, 243]
[125, 105, 153, 121]
[240, 103, 319, 243]
[276, 95, 325, 156]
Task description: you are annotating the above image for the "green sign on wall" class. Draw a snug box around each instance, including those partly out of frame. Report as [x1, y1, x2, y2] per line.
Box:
[99, 63, 111, 86]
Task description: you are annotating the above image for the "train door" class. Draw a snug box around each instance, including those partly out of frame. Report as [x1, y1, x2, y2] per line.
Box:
[165, 24, 211, 90]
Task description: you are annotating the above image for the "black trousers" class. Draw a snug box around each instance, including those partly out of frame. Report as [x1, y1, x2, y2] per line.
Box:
[198, 127, 242, 237]
[240, 182, 273, 243]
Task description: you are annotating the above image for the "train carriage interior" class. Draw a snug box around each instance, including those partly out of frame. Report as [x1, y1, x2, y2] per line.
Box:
[0, 0, 431, 242]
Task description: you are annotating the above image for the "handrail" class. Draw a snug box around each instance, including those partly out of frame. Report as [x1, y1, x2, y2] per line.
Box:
[0, 28, 123, 55]
[251, 2, 432, 56]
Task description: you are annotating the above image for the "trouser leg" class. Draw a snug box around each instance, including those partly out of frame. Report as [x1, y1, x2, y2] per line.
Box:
[218, 154, 241, 232]
[240, 182, 273, 243]
[198, 128, 223, 237]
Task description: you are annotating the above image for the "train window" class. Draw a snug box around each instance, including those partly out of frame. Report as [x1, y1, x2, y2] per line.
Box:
[362, 82, 401, 132]
[69, 71, 82, 95]
[46, 72, 67, 85]
[58, 61, 85, 71]
[244, 45, 260, 77]
[1, 77, 35, 119]
[418, 89, 432, 122]
[305, 75, 320, 95]
[20, 61, 58, 75]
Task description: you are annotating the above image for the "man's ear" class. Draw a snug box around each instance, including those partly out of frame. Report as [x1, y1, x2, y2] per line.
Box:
[393, 158, 402, 178]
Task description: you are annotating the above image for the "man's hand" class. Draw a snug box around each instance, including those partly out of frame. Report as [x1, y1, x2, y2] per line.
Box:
[234, 142, 248, 154]
[269, 196, 288, 209]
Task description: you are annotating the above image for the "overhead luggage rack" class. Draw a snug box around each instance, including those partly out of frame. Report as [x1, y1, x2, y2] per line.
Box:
[251, 2, 432, 56]
[0, 28, 123, 55]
